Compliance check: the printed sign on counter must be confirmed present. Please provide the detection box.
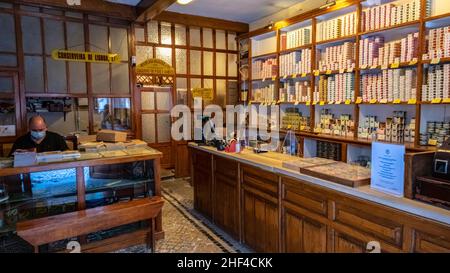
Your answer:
[371,142,405,197]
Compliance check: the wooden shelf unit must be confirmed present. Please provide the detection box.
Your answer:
[240,0,450,150]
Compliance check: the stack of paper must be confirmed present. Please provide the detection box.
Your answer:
[13,152,37,167]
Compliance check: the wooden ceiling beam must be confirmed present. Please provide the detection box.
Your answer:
[8,0,136,20]
[136,0,177,22]
[154,11,249,33]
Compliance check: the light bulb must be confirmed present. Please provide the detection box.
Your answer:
[177,0,193,5]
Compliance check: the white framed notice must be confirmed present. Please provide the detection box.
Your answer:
[371,142,405,197]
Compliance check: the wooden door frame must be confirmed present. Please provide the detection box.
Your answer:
[0,71,22,144]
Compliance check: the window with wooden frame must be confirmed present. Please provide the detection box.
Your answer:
[134,21,239,109]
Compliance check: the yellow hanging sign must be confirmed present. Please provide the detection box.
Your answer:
[51,49,121,64]
[136,58,175,75]
[192,88,213,101]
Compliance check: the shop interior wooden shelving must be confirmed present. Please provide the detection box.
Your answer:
[239,0,450,154]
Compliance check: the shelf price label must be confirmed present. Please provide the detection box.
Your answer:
[301,73,307,77]
[391,63,400,69]
[381,64,389,70]
[370,65,378,69]
[393,99,401,104]
[428,139,438,146]
[305,101,311,106]
[326,70,332,75]
[431,58,441,65]
[345,99,351,105]
[443,98,450,103]
[380,99,388,104]
[347,68,354,73]
[335,101,342,105]
[339,69,345,74]
[409,58,418,65]
[312,101,317,105]
[432,98,442,104]
[408,98,417,104]
[328,101,334,105]
[283,75,288,79]
[294,101,300,105]
[355,97,363,104]
[292,73,297,78]
[272,76,276,81]
[314,70,320,76]
[370,98,377,104]
[360,64,368,70]
[319,101,325,106]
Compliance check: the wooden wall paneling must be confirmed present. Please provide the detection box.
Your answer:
[84,14,94,134]
[13,4,27,136]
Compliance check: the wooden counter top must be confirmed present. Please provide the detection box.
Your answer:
[188,143,450,226]
[0,148,163,177]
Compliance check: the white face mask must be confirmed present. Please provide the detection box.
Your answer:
[31,130,46,140]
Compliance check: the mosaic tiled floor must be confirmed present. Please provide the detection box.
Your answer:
[0,170,251,253]
[116,176,251,253]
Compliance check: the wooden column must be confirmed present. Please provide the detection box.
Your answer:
[76,166,86,210]
[153,157,162,233]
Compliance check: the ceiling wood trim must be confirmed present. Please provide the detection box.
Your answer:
[154,11,249,33]
[136,0,177,22]
[8,0,136,20]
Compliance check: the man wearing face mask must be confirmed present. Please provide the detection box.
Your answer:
[9,115,69,156]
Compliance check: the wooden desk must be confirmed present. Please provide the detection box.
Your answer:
[0,147,164,250]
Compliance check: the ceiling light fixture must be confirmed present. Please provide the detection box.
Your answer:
[320,0,336,9]
[177,0,193,5]
[266,21,275,30]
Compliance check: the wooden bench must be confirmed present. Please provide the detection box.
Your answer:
[16,196,164,253]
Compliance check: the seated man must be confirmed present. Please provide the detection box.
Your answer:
[9,115,68,156]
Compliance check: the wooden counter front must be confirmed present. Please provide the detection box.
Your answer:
[189,144,450,253]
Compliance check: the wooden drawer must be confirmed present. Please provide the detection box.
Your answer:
[241,165,278,197]
[412,229,450,253]
[214,156,238,179]
[282,177,328,217]
[333,201,403,248]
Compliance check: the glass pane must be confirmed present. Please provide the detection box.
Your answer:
[203,51,213,76]
[110,27,129,61]
[227,80,238,105]
[88,15,107,22]
[65,11,83,18]
[147,21,158,43]
[91,63,110,93]
[44,19,64,55]
[190,50,201,75]
[135,27,145,42]
[136,46,153,65]
[0,76,13,93]
[203,79,213,105]
[43,8,63,16]
[191,78,201,104]
[22,16,42,54]
[0,54,17,67]
[66,22,85,51]
[190,27,201,47]
[142,113,155,143]
[111,98,131,131]
[156,92,171,111]
[203,28,213,48]
[176,77,187,105]
[175,24,186,46]
[111,63,130,94]
[75,98,89,133]
[21,5,39,12]
[141,92,155,111]
[93,98,131,132]
[228,32,237,50]
[0,2,13,8]
[24,56,44,93]
[157,113,171,143]
[216,52,226,76]
[216,29,226,50]
[228,54,238,77]
[69,62,86,94]
[0,99,16,136]
[46,57,67,93]
[161,22,172,45]
[175,48,187,74]
[89,24,108,53]
[156,47,172,66]
[216,79,226,107]
[0,13,16,52]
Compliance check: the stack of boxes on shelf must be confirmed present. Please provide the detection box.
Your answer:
[361,0,421,32]
[316,12,356,42]
[280,49,311,76]
[252,57,277,79]
[316,141,342,161]
[361,68,417,102]
[280,26,311,50]
[423,26,450,60]
[421,121,450,147]
[252,84,276,102]
[314,73,355,102]
[279,81,310,103]
[422,64,450,101]
[358,111,415,143]
[281,107,310,131]
[314,109,355,137]
[317,42,356,71]
[359,33,419,68]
